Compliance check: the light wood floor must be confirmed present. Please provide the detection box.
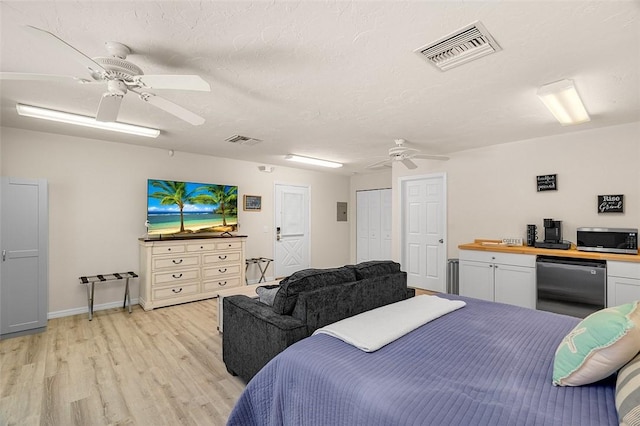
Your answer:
[0,299,245,426]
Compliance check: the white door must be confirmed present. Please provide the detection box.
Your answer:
[401,174,447,292]
[1,177,48,337]
[274,184,310,278]
[357,189,392,263]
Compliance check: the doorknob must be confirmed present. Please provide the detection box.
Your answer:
[276,227,281,241]
[439,239,444,243]
[2,250,5,261]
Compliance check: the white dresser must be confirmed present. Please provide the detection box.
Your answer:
[138,236,247,310]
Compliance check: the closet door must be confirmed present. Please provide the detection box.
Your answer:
[1,177,49,338]
[356,189,391,263]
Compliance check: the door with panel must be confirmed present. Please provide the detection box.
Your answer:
[1,177,48,338]
[274,184,310,278]
[401,174,446,292]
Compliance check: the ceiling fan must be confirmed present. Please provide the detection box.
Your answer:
[366,139,449,170]
[0,25,211,125]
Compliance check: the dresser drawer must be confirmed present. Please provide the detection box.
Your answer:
[153,283,199,300]
[203,264,241,279]
[202,251,241,265]
[153,268,200,285]
[216,241,242,251]
[203,276,242,292]
[186,242,216,252]
[152,244,185,255]
[153,255,200,270]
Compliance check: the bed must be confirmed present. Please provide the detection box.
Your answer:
[227,295,620,426]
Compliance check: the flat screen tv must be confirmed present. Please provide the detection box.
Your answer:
[146,179,238,236]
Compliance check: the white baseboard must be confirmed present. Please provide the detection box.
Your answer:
[48,298,140,319]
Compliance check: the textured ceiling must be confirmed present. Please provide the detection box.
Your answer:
[1,1,639,175]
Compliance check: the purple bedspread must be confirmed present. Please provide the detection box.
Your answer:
[227,295,618,426]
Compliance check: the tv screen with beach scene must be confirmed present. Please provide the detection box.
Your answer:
[146,179,238,236]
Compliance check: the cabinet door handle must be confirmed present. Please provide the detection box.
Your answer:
[218,268,227,273]
[172,288,183,293]
[218,281,227,286]
[172,273,183,279]
[172,259,183,264]
[219,255,227,260]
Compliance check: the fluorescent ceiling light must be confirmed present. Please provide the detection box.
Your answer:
[537,79,590,126]
[285,154,343,168]
[16,104,160,138]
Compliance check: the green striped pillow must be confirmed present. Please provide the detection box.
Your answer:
[617,352,640,426]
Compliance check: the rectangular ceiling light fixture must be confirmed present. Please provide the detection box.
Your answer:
[284,154,343,168]
[537,79,590,126]
[16,104,160,138]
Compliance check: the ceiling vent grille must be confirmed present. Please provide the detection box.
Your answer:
[414,21,501,71]
[225,134,262,146]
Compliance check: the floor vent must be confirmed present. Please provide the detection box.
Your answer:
[225,135,262,146]
[414,21,501,71]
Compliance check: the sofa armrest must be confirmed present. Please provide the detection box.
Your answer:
[222,295,308,383]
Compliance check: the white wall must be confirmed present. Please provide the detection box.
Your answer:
[0,127,351,316]
[392,122,640,260]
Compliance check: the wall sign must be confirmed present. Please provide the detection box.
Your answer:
[537,174,557,192]
[598,194,624,213]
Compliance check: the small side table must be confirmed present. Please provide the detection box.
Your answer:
[79,271,138,321]
[245,257,273,283]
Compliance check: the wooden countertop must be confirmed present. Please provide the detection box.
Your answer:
[459,239,640,263]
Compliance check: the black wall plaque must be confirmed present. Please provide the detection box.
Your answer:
[537,174,557,192]
[598,194,624,213]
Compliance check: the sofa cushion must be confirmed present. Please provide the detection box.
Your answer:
[256,285,279,306]
[272,267,357,315]
[347,260,401,280]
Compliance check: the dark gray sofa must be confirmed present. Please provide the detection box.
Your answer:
[222,261,413,383]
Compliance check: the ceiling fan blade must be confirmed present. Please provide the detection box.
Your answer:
[0,72,90,83]
[135,75,211,91]
[23,25,107,78]
[401,158,418,169]
[413,153,450,161]
[136,92,205,125]
[96,93,123,122]
[365,159,393,169]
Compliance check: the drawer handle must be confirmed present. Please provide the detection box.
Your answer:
[218,281,227,287]
[219,255,227,260]
[218,268,227,273]
[200,246,204,249]
[167,248,172,251]
[172,273,183,279]
[172,259,183,264]
[228,244,232,247]
[172,288,183,294]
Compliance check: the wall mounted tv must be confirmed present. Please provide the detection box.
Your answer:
[146,179,238,236]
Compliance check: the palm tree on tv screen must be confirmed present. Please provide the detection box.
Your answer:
[194,185,238,227]
[148,180,199,233]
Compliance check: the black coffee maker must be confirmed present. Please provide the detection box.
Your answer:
[543,218,562,243]
[535,218,570,249]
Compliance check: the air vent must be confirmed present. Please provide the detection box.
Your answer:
[225,135,262,146]
[414,21,501,71]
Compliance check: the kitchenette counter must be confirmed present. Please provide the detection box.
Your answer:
[459,239,640,263]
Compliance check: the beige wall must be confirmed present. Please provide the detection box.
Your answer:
[0,127,351,316]
[392,122,640,259]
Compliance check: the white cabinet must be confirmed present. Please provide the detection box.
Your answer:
[607,261,640,307]
[459,250,536,309]
[139,237,246,310]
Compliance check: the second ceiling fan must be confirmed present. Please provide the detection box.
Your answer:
[366,139,449,170]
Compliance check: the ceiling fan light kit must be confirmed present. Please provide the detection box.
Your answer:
[16,104,160,138]
[537,79,590,125]
[284,154,343,168]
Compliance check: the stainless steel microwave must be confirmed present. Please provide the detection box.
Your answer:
[576,227,638,255]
